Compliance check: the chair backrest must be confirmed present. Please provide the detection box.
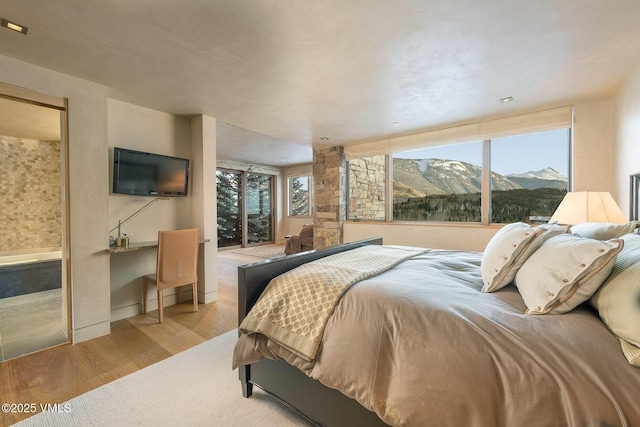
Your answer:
[299,224,313,239]
[155,228,200,290]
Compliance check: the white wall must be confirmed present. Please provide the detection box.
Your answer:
[573,99,615,192]
[190,115,218,305]
[107,100,191,319]
[346,100,619,251]
[614,64,640,216]
[108,99,193,241]
[0,55,111,342]
[107,108,221,321]
[345,222,500,252]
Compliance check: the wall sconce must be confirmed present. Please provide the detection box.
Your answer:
[109,197,170,246]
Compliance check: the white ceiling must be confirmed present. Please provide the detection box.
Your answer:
[1,0,639,166]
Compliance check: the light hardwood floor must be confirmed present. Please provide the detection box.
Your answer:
[0,249,259,427]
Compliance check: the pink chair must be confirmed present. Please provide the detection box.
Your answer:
[142,228,199,323]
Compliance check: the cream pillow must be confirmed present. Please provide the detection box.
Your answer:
[514,234,623,314]
[590,233,640,367]
[570,221,638,240]
[539,223,571,241]
[481,222,546,293]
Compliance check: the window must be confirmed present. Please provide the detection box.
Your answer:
[246,173,273,244]
[490,129,569,224]
[347,128,571,225]
[288,175,312,216]
[393,141,482,222]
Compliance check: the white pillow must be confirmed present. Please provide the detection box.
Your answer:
[514,234,623,315]
[539,223,571,241]
[590,233,640,366]
[481,222,546,293]
[570,221,638,240]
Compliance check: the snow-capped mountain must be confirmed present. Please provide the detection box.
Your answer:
[506,167,568,190]
[393,159,567,198]
[507,167,567,181]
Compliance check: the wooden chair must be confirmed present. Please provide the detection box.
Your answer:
[142,228,199,323]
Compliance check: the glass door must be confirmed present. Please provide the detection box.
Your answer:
[216,170,242,248]
[216,169,274,247]
[246,173,273,244]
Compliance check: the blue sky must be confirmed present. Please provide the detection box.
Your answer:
[394,128,570,177]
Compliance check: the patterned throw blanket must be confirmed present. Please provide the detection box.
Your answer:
[239,245,429,361]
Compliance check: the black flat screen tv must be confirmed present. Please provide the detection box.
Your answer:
[112,147,190,197]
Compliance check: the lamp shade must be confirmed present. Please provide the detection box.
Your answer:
[549,191,627,225]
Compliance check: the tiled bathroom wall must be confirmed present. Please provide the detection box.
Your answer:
[0,135,62,252]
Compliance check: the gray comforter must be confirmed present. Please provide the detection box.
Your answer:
[233,249,640,426]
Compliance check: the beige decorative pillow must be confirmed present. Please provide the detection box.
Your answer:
[514,234,623,315]
[481,222,546,293]
[570,221,638,240]
[590,233,640,367]
[539,223,571,241]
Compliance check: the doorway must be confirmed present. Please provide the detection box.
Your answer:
[0,86,69,360]
[217,168,274,248]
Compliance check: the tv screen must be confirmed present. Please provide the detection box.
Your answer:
[112,147,190,197]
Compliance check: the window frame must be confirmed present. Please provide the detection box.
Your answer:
[287,174,313,217]
[347,127,572,225]
[216,167,276,247]
[630,173,640,221]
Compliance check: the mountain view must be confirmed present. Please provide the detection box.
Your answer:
[393,158,568,223]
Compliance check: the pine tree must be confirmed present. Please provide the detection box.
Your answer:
[216,171,242,246]
[290,177,309,216]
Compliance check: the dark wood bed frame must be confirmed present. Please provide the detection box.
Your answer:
[237,237,390,427]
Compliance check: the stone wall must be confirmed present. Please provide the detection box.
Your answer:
[312,146,346,249]
[348,155,386,220]
[0,135,61,252]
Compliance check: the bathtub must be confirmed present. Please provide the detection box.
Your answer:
[0,248,62,266]
[0,248,62,298]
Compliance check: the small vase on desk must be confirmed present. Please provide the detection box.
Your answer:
[116,235,129,248]
[115,220,129,248]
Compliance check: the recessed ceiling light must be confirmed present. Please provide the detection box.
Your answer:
[392,122,400,126]
[499,96,513,103]
[1,18,28,35]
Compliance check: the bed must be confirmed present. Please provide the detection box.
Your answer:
[232,225,640,427]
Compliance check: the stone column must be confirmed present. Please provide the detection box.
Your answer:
[313,146,346,249]
[347,155,386,220]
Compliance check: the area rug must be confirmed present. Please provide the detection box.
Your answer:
[230,244,286,260]
[14,331,314,427]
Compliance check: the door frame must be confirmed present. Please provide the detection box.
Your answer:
[0,82,71,341]
[216,167,275,248]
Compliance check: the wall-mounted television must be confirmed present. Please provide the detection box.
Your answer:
[112,147,190,197]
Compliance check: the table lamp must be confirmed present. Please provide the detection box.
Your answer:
[549,191,626,225]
